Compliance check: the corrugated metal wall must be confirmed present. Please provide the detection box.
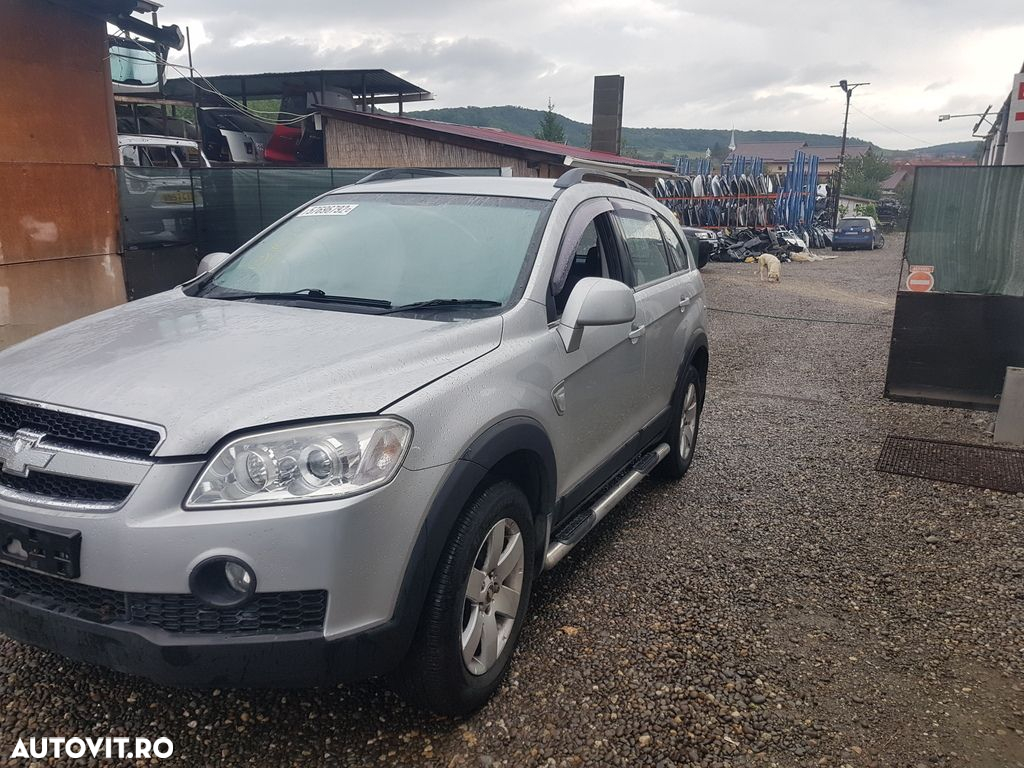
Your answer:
[0,0,124,349]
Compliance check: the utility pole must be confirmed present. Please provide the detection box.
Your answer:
[830,79,869,226]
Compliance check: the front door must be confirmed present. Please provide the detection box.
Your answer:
[546,207,645,515]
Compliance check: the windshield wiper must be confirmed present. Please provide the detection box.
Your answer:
[208,288,392,309]
[382,298,503,315]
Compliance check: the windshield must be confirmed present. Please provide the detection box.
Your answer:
[109,41,159,87]
[197,193,550,310]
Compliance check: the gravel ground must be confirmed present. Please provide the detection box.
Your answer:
[1,234,1022,767]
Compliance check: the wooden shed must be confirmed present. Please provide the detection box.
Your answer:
[320,108,674,188]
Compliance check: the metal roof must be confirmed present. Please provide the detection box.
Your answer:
[164,69,432,102]
[319,109,675,171]
[880,168,909,190]
[729,140,870,163]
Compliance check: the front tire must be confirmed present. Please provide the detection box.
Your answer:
[656,364,704,480]
[393,480,535,715]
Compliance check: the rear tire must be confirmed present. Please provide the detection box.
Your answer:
[392,480,535,715]
[656,364,704,480]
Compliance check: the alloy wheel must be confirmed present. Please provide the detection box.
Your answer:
[681,382,698,460]
[462,518,525,675]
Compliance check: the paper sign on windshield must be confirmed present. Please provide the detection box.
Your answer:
[299,204,359,217]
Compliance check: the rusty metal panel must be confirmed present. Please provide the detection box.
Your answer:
[0,255,126,349]
[0,0,116,165]
[0,164,120,265]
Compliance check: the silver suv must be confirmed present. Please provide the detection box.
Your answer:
[0,170,708,714]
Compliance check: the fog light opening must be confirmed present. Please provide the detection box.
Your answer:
[189,556,257,608]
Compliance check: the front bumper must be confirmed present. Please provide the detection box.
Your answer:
[0,592,402,687]
[833,235,873,249]
[0,461,454,686]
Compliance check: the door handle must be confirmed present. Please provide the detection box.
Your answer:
[678,296,692,312]
[628,324,646,343]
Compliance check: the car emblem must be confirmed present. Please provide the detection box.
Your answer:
[0,429,56,478]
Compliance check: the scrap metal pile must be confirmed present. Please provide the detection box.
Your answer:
[657,151,838,262]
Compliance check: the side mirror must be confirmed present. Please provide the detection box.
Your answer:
[197,251,231,277]
[557,277,636,353]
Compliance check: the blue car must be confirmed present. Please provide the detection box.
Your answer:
[832,216,885,251]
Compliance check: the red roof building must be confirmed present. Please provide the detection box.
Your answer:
[728,140,871,174]
[319,108,674,188]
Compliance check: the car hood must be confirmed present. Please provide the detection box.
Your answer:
[0,291,503,456]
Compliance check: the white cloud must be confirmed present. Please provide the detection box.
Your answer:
[163,0,1024,149]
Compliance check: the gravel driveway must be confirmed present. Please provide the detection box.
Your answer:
[1,234,1021,767]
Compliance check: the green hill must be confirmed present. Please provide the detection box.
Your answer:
[885,140,981,159]
[403,105,873,161]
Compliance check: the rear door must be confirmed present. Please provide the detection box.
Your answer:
[611,203,702,429]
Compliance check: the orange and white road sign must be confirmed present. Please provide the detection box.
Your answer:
[906,265,935,292]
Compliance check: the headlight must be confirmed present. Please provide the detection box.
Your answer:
[185,418,412,509]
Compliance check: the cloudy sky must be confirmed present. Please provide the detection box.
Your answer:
[165,0,1024,150]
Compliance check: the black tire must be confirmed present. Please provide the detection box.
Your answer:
[392,480,535,715]
[656,364,704,480]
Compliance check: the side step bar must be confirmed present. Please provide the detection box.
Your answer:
[543,443,670,571]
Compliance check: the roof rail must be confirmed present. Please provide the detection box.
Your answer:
[354,168,457,185]
[553,168,654,198]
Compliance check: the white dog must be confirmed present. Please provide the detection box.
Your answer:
[756,253,781,283]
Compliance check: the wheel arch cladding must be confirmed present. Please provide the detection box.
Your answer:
[461,416,557,575]
[390,417,557,663]
[690,340,709,381]
[682,332,709,386]
[460,417,557,514]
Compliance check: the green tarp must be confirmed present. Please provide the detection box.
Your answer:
[904,165,1024,297]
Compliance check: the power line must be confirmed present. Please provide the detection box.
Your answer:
[849,104,931,146]
[107,40,309,126]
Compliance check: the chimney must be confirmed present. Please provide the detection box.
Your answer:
[591,75,624,155]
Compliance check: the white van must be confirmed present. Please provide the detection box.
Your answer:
[117,134,210,169]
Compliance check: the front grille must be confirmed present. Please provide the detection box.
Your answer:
[0,471,132,505]
[0,561,124,623]
[129,592,328,634]
[0,399,161,456]
[0,563,327,635]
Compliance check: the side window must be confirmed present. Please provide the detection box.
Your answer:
[657,218,690,272]
[615,211,672,287]
[551,214,623,317]
[140,146,174,168]
[120,146,140,167]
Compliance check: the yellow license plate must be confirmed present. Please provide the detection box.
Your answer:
[159,190,193,204]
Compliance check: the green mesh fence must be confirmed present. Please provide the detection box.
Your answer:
[903,165,1024,297]
[192,167,502,254]
[118,166,504,254]
[118,167,197,249]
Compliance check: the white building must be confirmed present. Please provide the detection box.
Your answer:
[980,63,1024,166]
